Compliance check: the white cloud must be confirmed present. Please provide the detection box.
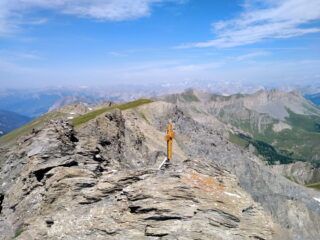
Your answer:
[234,51,270,61]
[170,62,224,71]
[117,60,224,73]
[0,0,177,36]
[108,51,127,57]
[0,50,41,60]
[179,0,320,48]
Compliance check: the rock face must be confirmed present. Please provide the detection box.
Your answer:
[48,96,106,113]
[160,89,320,121]
[243,89,320,119]
[270,162,320,185]
[0,99,319,240]
[57,101,115,120]
[150,99,320,240]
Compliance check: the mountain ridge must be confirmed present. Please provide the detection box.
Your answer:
[159,89,320,167]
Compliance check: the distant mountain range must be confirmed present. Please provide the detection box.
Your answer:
[1,85,320,117]
[1,85,320,136]
[0,88,106,118]
[159,89,320,167]
[0,110,31,136]
[0,86,169,118]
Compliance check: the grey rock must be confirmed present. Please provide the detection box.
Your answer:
[270,162,320,185]
[148,100,320,240]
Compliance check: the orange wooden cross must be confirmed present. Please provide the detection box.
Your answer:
[165,124,175,160]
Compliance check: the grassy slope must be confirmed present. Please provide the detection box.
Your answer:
[267,129,320,162]
[228,132,249,148]
[71,99,153,127]
[229,133,295,164]
[305,182,320,190]
[226,108,320,165]
[285,109,320,132]
[0,111,66,145]
[257,111,320,164]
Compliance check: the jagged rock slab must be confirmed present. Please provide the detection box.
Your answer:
[142,101,320,240]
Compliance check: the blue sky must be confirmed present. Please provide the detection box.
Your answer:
[0,0,320,89]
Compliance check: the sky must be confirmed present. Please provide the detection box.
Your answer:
[0,0,320,89]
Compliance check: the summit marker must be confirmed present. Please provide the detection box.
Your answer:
[158,123,175,170]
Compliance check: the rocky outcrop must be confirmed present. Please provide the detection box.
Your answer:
[270,162,320,185]
[0,108,283,240]
[57,101,115,120]
[48,96,105,113]
[145,101,320,240]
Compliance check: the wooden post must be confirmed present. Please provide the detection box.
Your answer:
[165,124,175,160]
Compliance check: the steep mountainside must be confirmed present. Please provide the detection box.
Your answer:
[159,89,320,168]
[0,110,31,136]
[270,162,320,185]
[0,99,320,239]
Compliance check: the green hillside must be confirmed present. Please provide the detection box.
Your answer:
[285,109,320,132]
[227,110,320,166]
[71,99,153,127]
[306,182,320,190]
